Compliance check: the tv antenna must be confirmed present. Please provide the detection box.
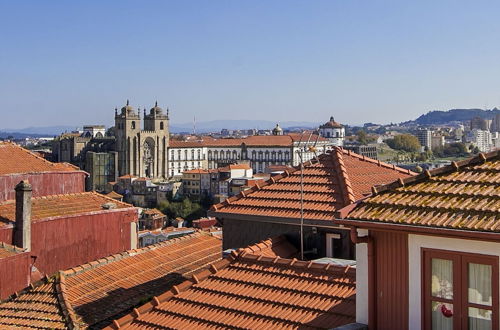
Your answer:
[295,129,322,260]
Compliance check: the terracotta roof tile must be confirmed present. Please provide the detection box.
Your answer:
[242,236,299,259]
[342,150,500,233]
[110,250,356,330]
[211,148,414,221]
[0,142,80,176]
[0,231,222,328]
[105,191,123,199]
[0,192,132,227]
[0,279,69,329]
[62,231,221,327]
[170,134,328,148]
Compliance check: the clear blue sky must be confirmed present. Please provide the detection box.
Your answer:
[1,1,500,128]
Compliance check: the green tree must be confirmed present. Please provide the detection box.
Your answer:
[386,134,421,153]
[357,130,368,145]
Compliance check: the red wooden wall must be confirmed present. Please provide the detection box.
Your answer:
[0,208,137,277]
[0,252,30,300]
[372,230,409,330]
[0,172,86,202]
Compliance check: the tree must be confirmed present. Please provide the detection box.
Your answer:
[385,134,421,153]
[356,130,368,145]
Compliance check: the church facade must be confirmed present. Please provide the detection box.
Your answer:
[115,101,170,178]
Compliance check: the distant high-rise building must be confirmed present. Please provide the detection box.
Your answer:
[415,129,432,151]
[470,116,488,131]
[491,113,500,132]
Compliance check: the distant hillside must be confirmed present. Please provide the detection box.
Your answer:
[170,120,320,133]
[0,126,77,136]
[412,108,500,125]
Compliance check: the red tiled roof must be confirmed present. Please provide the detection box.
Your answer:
[228,163,251,170]
[340,150,500,233]
[192,217,218,229]
[170,134,329,149]
[109,249,356,329]
[0,242,24,258]
[142,208,165,217]
[118,174,137,179]
[62,231,221,327]
[0,142,81,176]
[242,236,299,259]
[0,231,222,328]
[0,278,75,329]
[211,148,414,221]
[0,192,132,227]
[183,168,209,174]
[105,191,123,199]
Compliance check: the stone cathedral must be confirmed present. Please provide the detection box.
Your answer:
[115,100,170,178]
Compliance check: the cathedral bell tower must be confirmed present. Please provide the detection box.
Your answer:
[115,100,140,176]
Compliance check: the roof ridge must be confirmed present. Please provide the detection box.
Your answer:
[237,250,356,276]
[332,147,356,205]
[62,231,204,277]
[56,273,84,329]
[371,150,500,196]
[342,147,414,176]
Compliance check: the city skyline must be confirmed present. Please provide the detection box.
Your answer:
[2,1,500,128]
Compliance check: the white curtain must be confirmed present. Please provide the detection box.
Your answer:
[431,258,454,330]
[468,263,492,330]
[432,258,453,299]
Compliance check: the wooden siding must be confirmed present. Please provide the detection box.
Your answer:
[0,209,136,277]
[373,230,409,329]
[0,252,30,300]
[0,172,86,202]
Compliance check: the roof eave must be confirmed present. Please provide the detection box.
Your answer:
[334,218,500,243]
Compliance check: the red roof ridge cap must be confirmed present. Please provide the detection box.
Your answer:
[332,147,356,205]
[55,272,84,328]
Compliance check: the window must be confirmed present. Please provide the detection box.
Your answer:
[423,249,498,330]
[160,122,164,130]
[131,121,136,129]
[171,150,174,160]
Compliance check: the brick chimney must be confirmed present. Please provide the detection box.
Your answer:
[14,180,32,251]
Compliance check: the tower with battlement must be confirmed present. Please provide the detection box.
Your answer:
[115,100,170,178]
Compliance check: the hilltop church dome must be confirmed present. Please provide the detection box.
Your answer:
[320,116,342,129]
[272,123,284,136]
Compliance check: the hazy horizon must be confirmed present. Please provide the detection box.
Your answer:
[2,1,500,128]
